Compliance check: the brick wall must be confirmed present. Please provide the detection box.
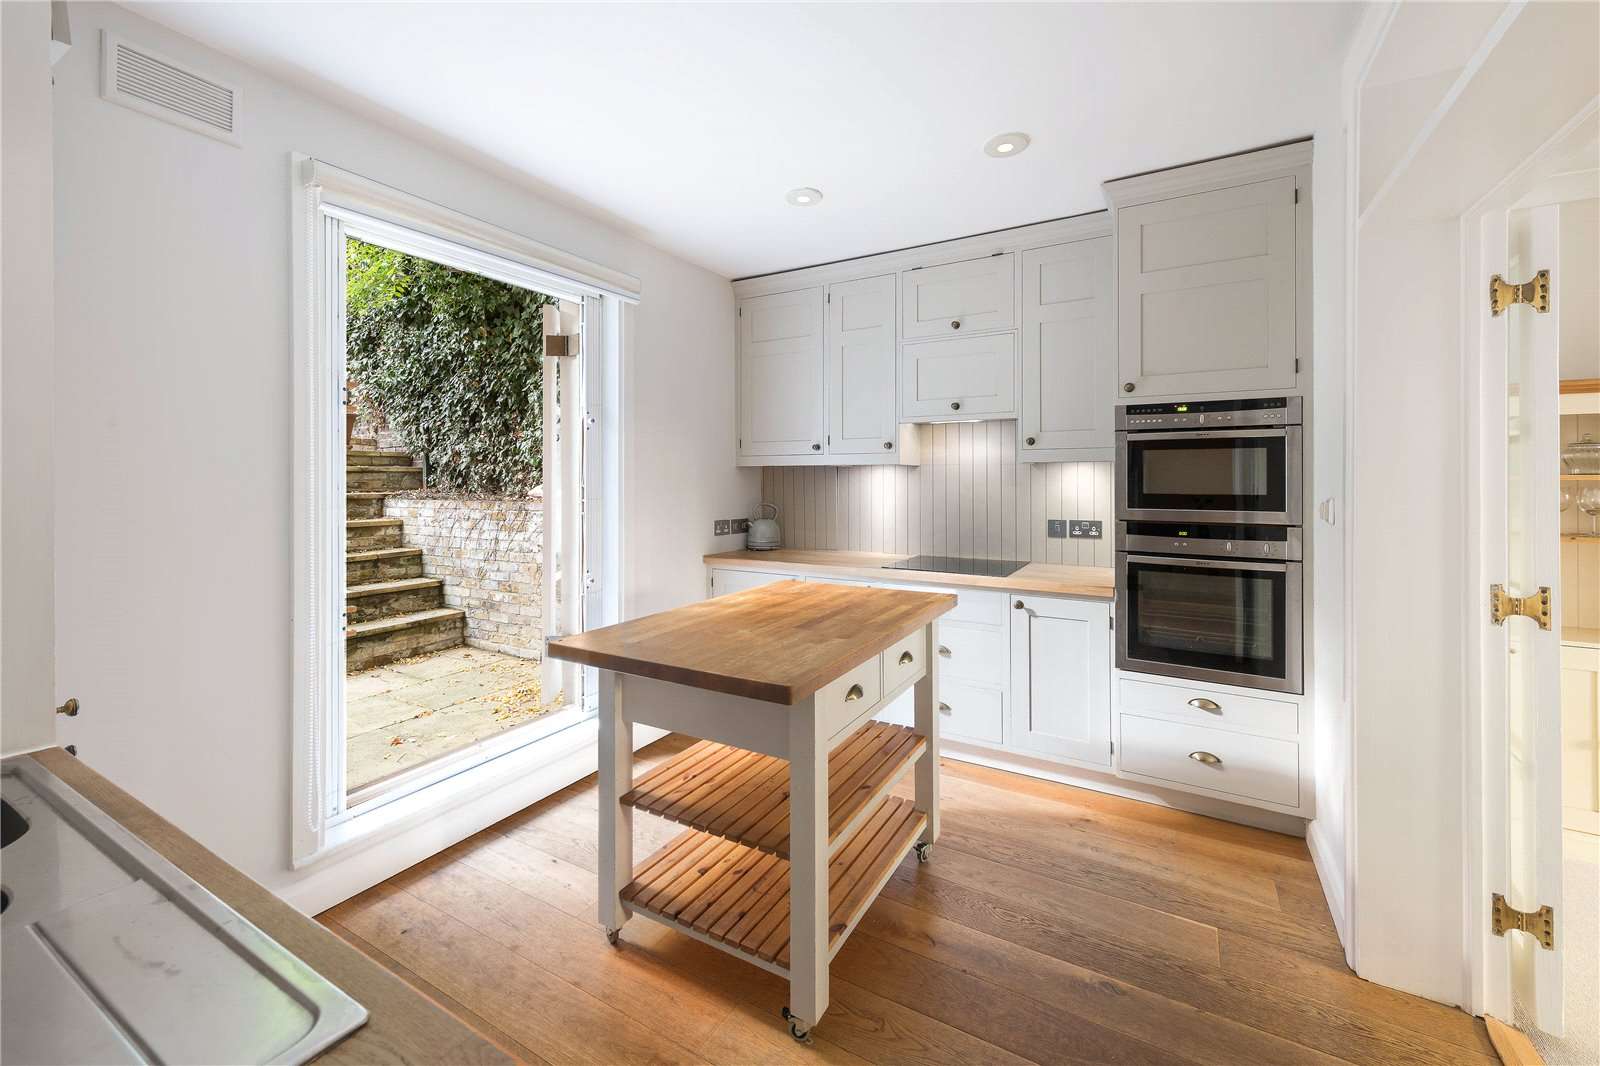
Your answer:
[384,495,544,658]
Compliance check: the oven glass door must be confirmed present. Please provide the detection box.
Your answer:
[1118,554,1302,693]
[1121,428,1297,521]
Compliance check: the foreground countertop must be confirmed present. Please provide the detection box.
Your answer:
[25,748,514,1066]
[705,548,1116,601]
[547,579,955,704]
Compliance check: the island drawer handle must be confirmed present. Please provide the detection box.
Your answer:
[1188,751,1222,766]
[1187,698,1221,713]
[845,684,865,702]
[898,651,915,666]
[938,645,952,657]
[938,702,952,714]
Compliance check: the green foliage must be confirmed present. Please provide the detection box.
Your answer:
[345,237,552,496]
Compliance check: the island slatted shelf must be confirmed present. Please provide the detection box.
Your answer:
[546,580,954,1042]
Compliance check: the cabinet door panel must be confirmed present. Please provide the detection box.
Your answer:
[902,253,1015,339]
[1116,177,1296,398]
[900,333,1017,421]
[827,274,898,455]
[1010,596,1111,765]
[1021,238,1113,458]
[738,288,824,457]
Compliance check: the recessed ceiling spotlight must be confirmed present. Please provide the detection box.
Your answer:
[984,132,1031,158]
[786,187,823,207]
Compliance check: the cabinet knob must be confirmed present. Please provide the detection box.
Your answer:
[1014,599,1025,610]
[950,401,962,411]
[811,443,822,451]
[950,319,961,330]
[845,684,865,702]
[898,650,914,666]
[1187,697,1221,713]
[56,697,80,717]
[883,441,893,450]
[938,702,952,714]
[1025,436,1036,446]
[938,645,951,657]
[1188,751,1222,766]
[1123,382,1136,393]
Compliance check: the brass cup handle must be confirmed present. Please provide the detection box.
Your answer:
[898,651,914,666]
[938,702,952,714]
[938,645,952,657]
[1188,751,1222,766]
[1187,698,1221,713]
[845,684,865,702]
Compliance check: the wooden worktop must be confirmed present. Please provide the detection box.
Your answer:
[24,748,514,1066]
[704,548,1116,600]
[546,579,955,704]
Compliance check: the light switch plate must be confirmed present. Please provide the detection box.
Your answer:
[732,518,750,534]
[1047,519,1069,538]
[1069,520,1103,539]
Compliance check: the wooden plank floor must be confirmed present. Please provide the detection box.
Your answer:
[320,734,1495,1066]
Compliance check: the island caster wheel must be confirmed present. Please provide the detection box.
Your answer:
[605,928,621,946]
[781,1007,813,1044]
[914,841,932,864]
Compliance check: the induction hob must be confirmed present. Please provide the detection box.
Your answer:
[880,555,1028,578]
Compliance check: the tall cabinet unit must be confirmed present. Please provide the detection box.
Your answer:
[826,274,901,456]
[1104,142,1310,400]
[1018,237,1115,461]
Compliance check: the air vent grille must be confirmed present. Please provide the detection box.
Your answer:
[101,32,240,145]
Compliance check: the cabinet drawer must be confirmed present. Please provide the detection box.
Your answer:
[883,629,927,695]
[939,682,1003,745]
[900,333,1017,421]
[878,583,1008,628]
[819,656,883,740]
[1118,715,1299,808]
[1118,678,1298,737]
[935,622,1007,686]
[902,253,1015,340]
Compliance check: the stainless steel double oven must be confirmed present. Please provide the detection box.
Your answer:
[1114,397,1303,694]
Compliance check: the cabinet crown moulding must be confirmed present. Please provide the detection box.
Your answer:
[1102,140,1314,210]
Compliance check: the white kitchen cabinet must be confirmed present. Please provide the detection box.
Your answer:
[900,332,1017,422]
[1009,594,1112,766]
[738,287,825,458]
[1112,176,1298,399]
[901,252,1015,340]
[708,568,791,597]
[1019,237,1114,461]
[826,274,901,457]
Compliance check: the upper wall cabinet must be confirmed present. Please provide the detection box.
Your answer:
[901,332,1018,422]
[827,274,902,456]
[901,252,1016,340]
[1019,237,1114,461]
[1105,142,1310,401]
[738,287,825,458]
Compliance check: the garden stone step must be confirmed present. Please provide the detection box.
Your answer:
[346,449,416,468]
[348,465,423,492]
[349,435,377,449]
[346,576,446,623]
[346,517,404,551]
[346,492,387,519]
[346,608,466,672]
[347,546,423,585]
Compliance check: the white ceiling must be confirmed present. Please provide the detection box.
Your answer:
[136,2,1362,279]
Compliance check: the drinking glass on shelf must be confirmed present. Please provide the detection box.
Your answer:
[1580,485,1600,535]
[1561,485,1574,512]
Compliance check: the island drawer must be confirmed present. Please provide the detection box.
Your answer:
[1117,678,1298,737]
[1117,714,1299,808]
[882,629,927,695]
[819,656,883,740]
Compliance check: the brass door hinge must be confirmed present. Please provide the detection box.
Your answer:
[1492,893,1555,950]
[1490,584,1551,629]
[1489,270,1550,316]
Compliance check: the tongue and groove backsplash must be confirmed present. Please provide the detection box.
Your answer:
[759,422,1115,568]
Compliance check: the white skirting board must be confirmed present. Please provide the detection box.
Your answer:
[1306,817,1352,962]
[939,739,1309,837]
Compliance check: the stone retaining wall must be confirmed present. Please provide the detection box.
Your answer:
[384,495,543,658]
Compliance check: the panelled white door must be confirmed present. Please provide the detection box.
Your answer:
[1020,237,1114,459]
[738,288,825,457]
[1009,594,1111,765]
[826,274,898,456]
[901,252,1016,340]
[1116,177,1297,398]
[900,333,1017,422]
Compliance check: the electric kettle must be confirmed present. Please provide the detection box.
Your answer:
[746,503,782,551]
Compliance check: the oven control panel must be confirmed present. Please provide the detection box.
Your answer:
[1116,395,1301,431]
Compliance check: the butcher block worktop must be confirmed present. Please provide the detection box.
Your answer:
[547,579,956,704]
[705,548,1115,600]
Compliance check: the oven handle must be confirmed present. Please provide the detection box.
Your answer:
[1121,553,1298,574]
[1120,428,1293,443]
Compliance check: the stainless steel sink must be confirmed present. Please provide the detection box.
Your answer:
[0,755,367,1064]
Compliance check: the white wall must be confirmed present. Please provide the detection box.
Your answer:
[1,0,58,756]
[51,2,754,902]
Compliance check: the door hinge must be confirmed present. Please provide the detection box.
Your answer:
[1109,740,1115,756]
[1294,187,1299,204]
[1489,584,1551,630]
[1294,357,1300,374]
[1492,893,1555,950]
[1489,271,1550,316]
